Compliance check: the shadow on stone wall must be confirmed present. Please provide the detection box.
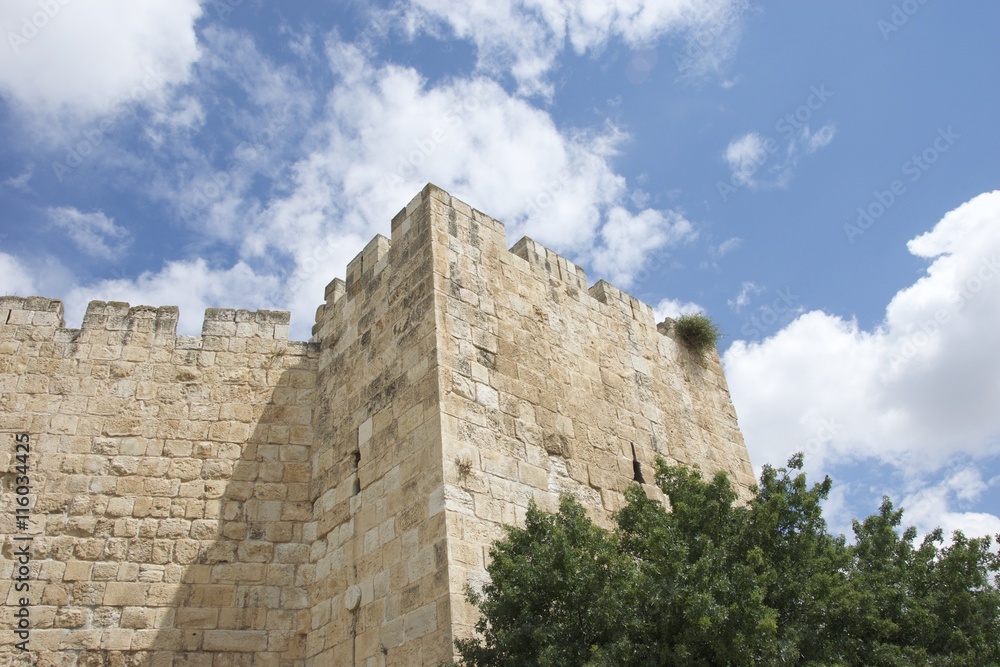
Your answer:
[89,360,317,667]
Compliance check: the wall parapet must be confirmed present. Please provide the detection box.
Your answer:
[0,295,64,327]
[510,236,589,292]
[1,298,302,355]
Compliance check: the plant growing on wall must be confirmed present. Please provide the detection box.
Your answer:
[673,313,722,354]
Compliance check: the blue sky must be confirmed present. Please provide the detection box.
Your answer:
[1,0,998,541]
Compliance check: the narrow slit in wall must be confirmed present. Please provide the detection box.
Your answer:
[631,443,645,484]
[353,450,361,496]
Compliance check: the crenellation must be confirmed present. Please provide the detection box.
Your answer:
[0,184,751,666]
[588,278,625,309]
[346,234,392,297]
[509,236,588,292]
[0,295,65,329]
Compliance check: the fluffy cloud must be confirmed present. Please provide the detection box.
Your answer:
[899,467,1000,540]
[653,297,703,321]
[48,207,131,259]
[728,280,762,312]
[723,122,837,191]
[590,207,696,285]
[715,236,743,257]
[0,0,203,117]
[724,132,769,186]
[398,0,747,94]
[234,40,693,331]
[0,253,38,296]
[142,27,318,245]
[8,33,687,339]
[724,191,1000,536]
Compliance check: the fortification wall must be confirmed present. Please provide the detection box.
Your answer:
[421,187,754,641]
[305,189,454,665]
[0,184,753,667]
[0,297,318,666]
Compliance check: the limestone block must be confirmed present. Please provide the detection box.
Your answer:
[103,583,149,606]
[403,602,438,641]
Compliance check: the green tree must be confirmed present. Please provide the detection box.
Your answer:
[453,456,1000,667]
[454,495,642,666]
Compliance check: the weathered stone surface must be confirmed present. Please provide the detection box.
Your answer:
[0,184,752,666]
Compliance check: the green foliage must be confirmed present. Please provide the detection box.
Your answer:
[453,455,1000,667]
[672,314,722,355]
[454,495,641,666]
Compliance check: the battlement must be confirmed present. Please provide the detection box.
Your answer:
[80,300,180,336]
[509,236,589,291]
[6,185,664,357]
[312,183,661,342]
[0,295,64,327]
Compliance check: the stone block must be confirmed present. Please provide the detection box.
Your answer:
[103,582,149,606]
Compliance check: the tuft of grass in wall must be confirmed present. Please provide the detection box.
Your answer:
[673,314,721,355]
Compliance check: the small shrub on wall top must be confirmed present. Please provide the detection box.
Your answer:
[674,314,721,354]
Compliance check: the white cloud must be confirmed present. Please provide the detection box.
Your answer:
[728,280,762,311]
[653,297,703,322]
[151,95,205,134]
[803,122,836,153]
[724,132,769,187]
[716,236,743,257]
[899,468,1000,543]
[3,166,33,192]
[233,40,692,327]
[134,28,318,245]
[723,122,837,190]
[14,35,688,340]
[48,207,131,260]
[397,0,747,95]
[724,191,1000,520]
[0,0,203,117]
[591,207,696,285]
[0,253,38,296]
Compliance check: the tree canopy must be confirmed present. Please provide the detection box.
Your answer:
[453,455,1000,667]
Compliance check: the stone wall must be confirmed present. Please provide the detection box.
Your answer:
[0,298,317,666]
[423,187,754,642]
[0,184,753,666]
[306,192,454,664]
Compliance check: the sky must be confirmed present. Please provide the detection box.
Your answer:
[1,1,998,543]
